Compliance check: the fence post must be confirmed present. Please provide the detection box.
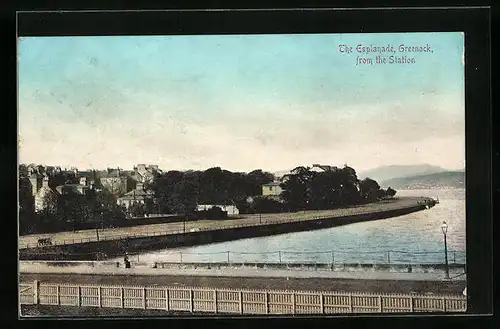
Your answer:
[165,289,169,311]
[227,251,230,263]
[378,295,382,313]
[453,251,456,264]
[56,285,60,305]
[189,289,193,313]
[120,287,124,308]
[278,251,282,263]
[239,291,243,314]
[180,252,183,263]
[291,293,296,314]
[348,293,353,313]
[78,286,81,307]
[387,251,391,263]
[442,297,446,312]
[320,293,324,314]
[410,296,414,312]
[143,287,147,309]
[98,286,102,307]
[213,290,217,314]
[265,292,269,314]
[331,252,335,267]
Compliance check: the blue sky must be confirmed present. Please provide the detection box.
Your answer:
[18,32,464,173]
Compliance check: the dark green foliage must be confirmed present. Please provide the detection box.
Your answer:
[252,196,285,214]
[280,166,390,211]
[359,177,381,203]
[128,202,146,217]
[386,187,397,197]
[150,167,275,216]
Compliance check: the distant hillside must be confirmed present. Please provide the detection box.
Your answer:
[380,171,465,189]
[359,164,447,182]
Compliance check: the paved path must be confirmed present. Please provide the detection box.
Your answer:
[20,261,466,282]
[20,271,465,295]
[20,197,430,248]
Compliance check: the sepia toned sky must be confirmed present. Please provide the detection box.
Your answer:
[18,33,465,173]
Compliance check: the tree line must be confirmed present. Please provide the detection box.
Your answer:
[279,165,396,212]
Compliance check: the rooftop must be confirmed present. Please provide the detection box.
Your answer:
[263,182,282,187]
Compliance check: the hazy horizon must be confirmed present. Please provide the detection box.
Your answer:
[18,33,465,173]
[17,161,464,175]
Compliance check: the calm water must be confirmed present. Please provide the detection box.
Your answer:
[127,189,466,265]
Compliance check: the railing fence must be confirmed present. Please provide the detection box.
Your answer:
[165,250,466,265]
[20,280,466,315]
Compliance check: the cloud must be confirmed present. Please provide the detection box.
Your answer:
[18,90,464,173]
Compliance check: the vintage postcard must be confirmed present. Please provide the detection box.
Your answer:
[18,28,467,317]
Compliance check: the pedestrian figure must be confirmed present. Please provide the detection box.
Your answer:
[124,254,131,268]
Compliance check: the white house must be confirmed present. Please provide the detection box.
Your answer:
[197,204,239,215]
[261,181,283,197]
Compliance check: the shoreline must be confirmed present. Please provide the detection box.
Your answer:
[19,197,436,261]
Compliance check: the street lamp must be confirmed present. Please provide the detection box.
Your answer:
[441,221,450,279]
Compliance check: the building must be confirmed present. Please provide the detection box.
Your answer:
[33,176,59,213]
[99,168,130,196]
[197,204,240,215]
[311,164,334,172]
[261,181,283,197]
[116,183,155,209]
[131,164,161,184]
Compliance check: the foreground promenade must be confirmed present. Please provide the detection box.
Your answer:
[19,271,467,317]
[19,261,466,294]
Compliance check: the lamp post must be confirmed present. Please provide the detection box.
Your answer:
[441,221,450,279]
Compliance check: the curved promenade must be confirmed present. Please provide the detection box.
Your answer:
[19,197,436,260]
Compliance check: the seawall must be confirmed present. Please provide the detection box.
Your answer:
[19,202,430,261]
[19,260,466,277]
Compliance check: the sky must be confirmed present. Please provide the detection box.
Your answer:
[18,32,465,173]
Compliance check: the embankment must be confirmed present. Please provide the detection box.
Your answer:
[19,201,429,261]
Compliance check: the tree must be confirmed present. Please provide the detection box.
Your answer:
[58,195,95,229]
[247,169,274,196]
[359,178,382,202]
[151,170,185,213]
[386,187,397,197]
[167,174,200,216]
[18,176,36,234]
[280,166,313,211]
[129,202,146,217]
